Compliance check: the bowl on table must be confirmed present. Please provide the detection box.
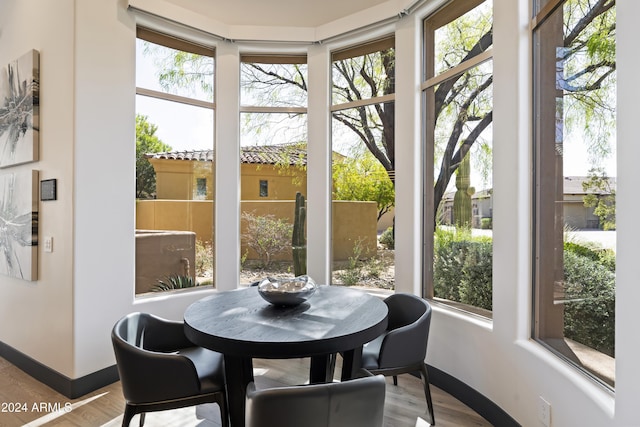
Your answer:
[257,275,317,307]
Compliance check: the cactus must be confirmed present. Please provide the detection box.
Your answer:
[453,151,474,228]
[292,192,307,276]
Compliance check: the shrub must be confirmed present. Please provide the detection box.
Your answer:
[433,228,492,311]
[564,241,615,272]
[379,227,394,249]
[457,241,492,309]
[433,229,615,355]
[241,212,293,268]
[195,239,213,277]
[563,250,615,356]
[480,217,492,229]
[337,238,365,286]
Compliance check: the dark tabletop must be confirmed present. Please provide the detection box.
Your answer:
[184,285,388,359]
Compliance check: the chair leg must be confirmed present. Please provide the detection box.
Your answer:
[122,405,136,427]
[217,393,230,427]
[328,353,337,381]
[139,412,146,427]
[393,375,398,386]
[419,363,435,425]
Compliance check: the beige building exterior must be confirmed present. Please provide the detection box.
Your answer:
[147,145,308,201]
[140,145,378,262]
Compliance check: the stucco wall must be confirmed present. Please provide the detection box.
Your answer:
[136,199,378,261]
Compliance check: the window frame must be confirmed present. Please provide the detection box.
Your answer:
[134,27,216,296]
[531,0,617,390]
[421,0,494,318]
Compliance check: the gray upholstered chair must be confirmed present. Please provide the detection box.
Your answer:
[111,312,229,427]
[361,293,435,425]
[245,373,386,427]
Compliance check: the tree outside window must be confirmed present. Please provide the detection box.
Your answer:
[533,0,616,388]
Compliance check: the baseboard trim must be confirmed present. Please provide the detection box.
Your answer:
[1,340,519,424]
[0,341,119,399]
[427,364,520,427]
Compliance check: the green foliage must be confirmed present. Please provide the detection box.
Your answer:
[562,250,615,356]
[379,227,395,250]
[337,238,366,286]
[560,0,616,179]
[565,240,616,277]
[582,168,616,230]
[241,212,293,268]
[480,218,492,229]
[433,228,492,310]
[136,114,171,198]
[433,230,615,355]
[292,192,307,276]
[332,149,395,221]
[143,41,214,101]
[152,274,198,292]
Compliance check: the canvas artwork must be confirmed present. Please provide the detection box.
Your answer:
[0,170,38,281]
[0,50,40,168]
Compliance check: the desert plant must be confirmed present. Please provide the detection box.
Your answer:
[453,152,474,228]
[337,237,366,286]
[195,239,213,277]
[241,212,293,268]
[292,192,307,276]
[379,226,394,250]
[152,274,198,292]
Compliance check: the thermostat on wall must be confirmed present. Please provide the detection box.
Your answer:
[40,179,57,201]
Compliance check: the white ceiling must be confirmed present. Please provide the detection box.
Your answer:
[164,0,392,28]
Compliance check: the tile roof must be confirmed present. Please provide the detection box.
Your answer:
[563,176,616,195]
[146,144,307,166]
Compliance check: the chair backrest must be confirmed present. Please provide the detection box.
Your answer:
[245,375,386,427]
[378,293,432,368]
[112,312,192,352]
[111,312,201,403]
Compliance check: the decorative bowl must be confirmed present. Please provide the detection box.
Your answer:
[257,275,317,307]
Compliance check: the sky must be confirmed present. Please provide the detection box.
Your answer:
[136,41,617,180]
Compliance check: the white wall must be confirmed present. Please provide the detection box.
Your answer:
[2,0,639,426]
[0,0,76,377]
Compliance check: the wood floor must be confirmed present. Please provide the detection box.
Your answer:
[0,356,491,427]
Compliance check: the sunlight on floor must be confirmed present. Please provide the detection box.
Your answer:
[415,416,432,427]
[22,392,109,427]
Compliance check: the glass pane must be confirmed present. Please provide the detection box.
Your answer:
[135,36,215,296]
[136,38,214,102]
[241,62,307,108]
[331,103,395,289]
[433,1,492,77]
[136,95,214,151]
[239,114,307,284]
[332,47,395,105]
[534,0,616,388]
[431,61,493,314]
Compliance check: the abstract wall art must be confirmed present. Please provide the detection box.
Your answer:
[0,50,40,168]
[0,170,38,281]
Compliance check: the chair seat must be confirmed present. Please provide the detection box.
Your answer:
[178,347,225,394]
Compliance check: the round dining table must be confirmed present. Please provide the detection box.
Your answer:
[184,285,388,427]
